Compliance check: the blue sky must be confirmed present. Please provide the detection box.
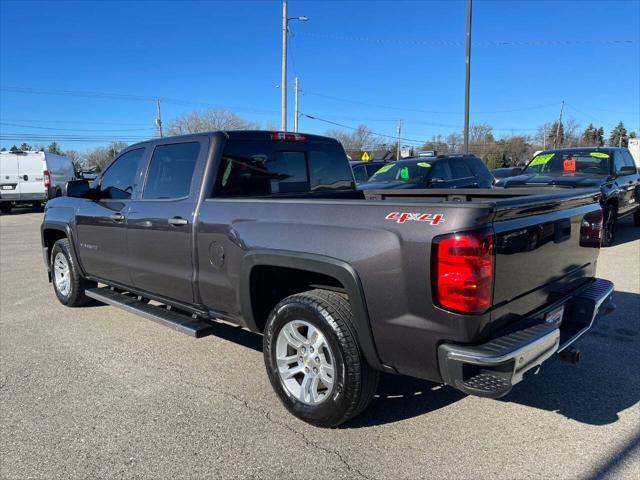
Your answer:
[1,0,639,151]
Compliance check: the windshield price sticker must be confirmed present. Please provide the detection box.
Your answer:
[386,212,445,225]
[530,153,554,167]
[563,157,576,172]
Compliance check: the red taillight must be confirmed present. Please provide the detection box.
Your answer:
[432,229,494,314]
[270,132,306,142]
[43,170,51,188]
[580,209,603,248]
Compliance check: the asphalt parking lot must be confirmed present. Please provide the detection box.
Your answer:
[1,209,639,479]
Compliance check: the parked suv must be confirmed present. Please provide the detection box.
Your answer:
[498,147,640,246]
[359,155,494,190]
[349,160,389,184]
[42,131,614,427]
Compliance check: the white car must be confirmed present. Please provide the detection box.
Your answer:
[0,151,76,214]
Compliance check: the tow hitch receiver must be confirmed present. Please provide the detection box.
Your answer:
[559,346,581,364]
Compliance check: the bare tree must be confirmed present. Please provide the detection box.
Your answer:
[166,108,259,135]
[325,125,381,152]
[84,141,128,171]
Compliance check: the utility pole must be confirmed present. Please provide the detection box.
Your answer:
[396,120,402,160]
[155,98,163,138]
[463,0,473,154]
[294,77,300,133]
[554,100,564,148]
[281,0,288,131]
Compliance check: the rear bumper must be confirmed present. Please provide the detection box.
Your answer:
[0,192,47,202]
[438,278,615,398]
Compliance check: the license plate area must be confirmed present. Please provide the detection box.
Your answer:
[545,305,564,327]
[1,184,16,190]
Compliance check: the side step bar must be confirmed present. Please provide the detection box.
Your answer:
[86,287,215,338]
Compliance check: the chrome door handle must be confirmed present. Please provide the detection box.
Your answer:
[110,213,125,222]
[168,216,188,226]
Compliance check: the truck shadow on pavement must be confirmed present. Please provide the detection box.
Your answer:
[205,293,638,429]
[348,290,640,428]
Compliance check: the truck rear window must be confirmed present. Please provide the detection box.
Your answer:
[213,140,354,197]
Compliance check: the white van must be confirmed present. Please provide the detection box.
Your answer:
[0,151,77,214]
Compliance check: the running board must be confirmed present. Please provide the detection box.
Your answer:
[85,287,215,338]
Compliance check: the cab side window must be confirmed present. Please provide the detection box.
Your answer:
[450,158,474,179]
[100,148,145,199]
[622,150,637,169]
[430,161,452,181]
[613,151,626,174]
[352,165,367,184]
[143,142,201,199]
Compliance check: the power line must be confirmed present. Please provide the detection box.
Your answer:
[303,90,559,115]
[295,32,639,47]
[0,121,155,132]
[0,86,280,116]
[299,112,426,145]
[0,118,151,126]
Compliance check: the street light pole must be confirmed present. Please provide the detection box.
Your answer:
[463,0,472,155]
[294,77,300,132]
[281,0,288,131]
[280,1,308,132]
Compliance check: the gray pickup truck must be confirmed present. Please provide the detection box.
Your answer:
[42,131,615,427]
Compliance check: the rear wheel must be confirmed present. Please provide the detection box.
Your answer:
[51,238,96,307]
[263,289,378,428]
[602,203,617,247]
[0,203,11,214]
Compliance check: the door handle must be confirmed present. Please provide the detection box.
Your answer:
[110,213,125,222]
[168,216,188,226]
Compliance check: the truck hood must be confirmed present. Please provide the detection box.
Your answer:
[499,172,605,188]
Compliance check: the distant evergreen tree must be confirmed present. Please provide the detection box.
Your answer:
[47,142,62,155]
[609,121,628,147]
[9,145,19,152]
[19,142,32,151]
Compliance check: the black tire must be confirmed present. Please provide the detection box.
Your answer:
[602,203,617,247]
[0,203,11,214]
[50,238,96,307]
[263,289,379,428]
[634,209,640,227]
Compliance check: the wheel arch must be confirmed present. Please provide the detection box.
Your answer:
[41,222,85,280]
[240,250,384,371]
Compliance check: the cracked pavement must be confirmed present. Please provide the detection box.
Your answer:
[1,209,639,479]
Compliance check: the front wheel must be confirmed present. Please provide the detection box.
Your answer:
[51,238,96,307]
[602,204,617,247]
[0,203,11,214]
[263,289,378,428]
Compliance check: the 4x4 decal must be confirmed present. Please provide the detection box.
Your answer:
[385,212,444,225]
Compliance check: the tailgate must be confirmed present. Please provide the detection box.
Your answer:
[490,190,601,329]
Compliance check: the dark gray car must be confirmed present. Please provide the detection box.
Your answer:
[42,131,615,427]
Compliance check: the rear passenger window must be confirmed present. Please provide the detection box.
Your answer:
[143,142,201,199]
[450,159,474,179]
[100,148,145,199]
[352,165,367,184]
[214,140,354,197]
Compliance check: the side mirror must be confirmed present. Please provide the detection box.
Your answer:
[65,179,91,198]
[619,165,637,176]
